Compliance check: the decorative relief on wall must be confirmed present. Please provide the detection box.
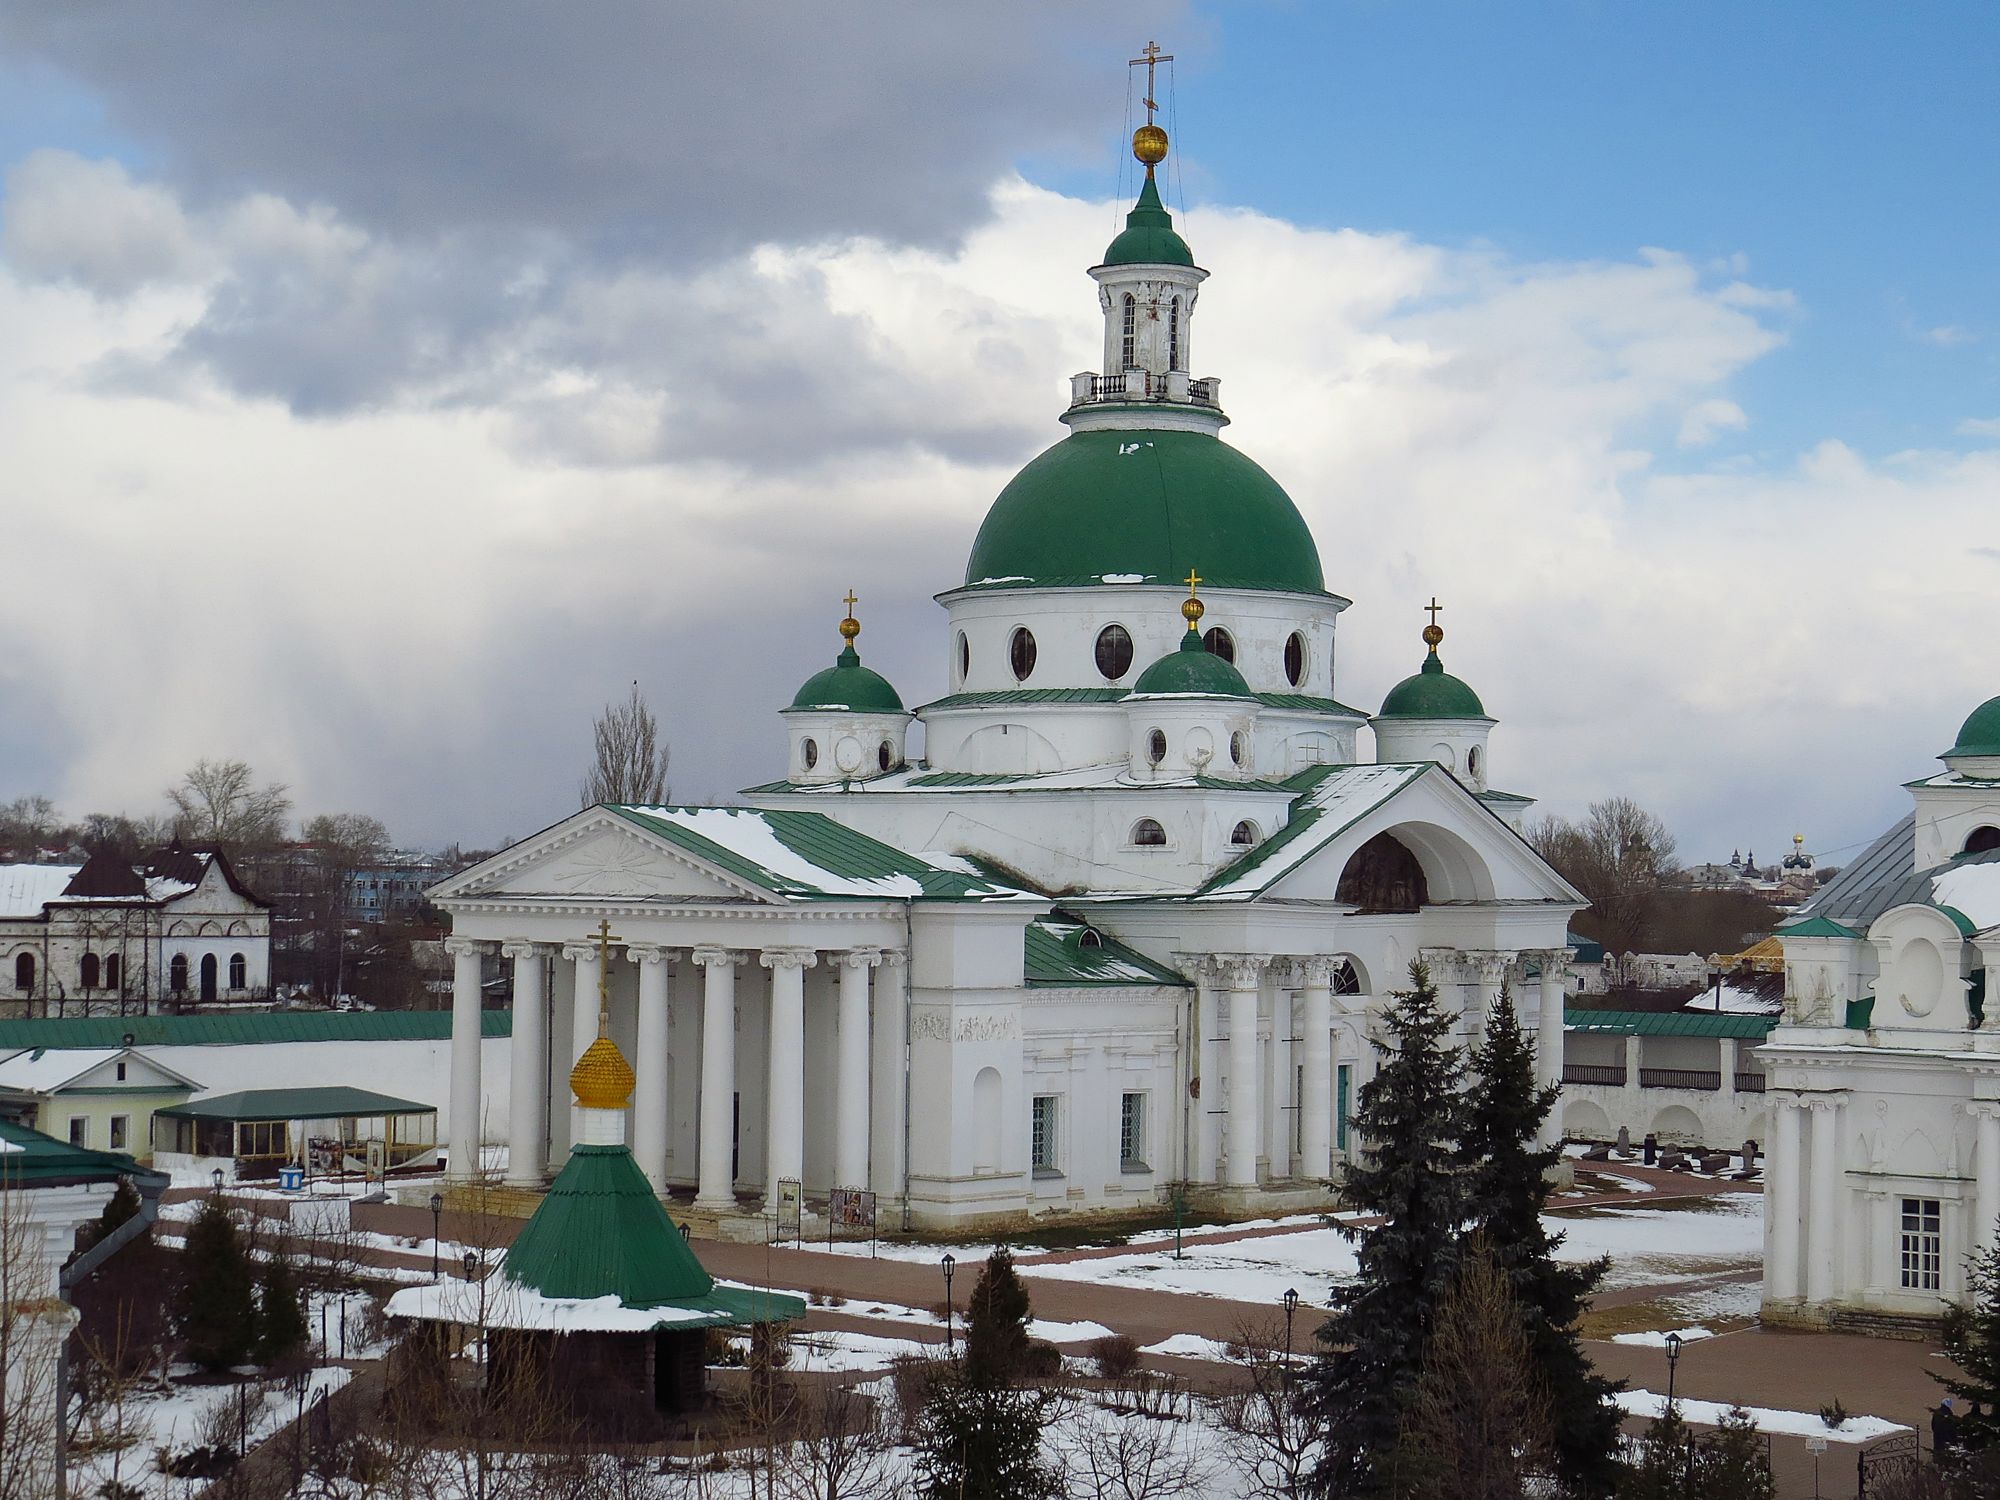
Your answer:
[909,1008,1018,1042]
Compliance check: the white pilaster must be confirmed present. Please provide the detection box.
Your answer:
[1973,1103,2000,1257]
[1265,982,1289,1178]
[1767,1092,1802,1300]
[501,941,549,1186]
[1625,1034,1643,1092]
[832,949,878,1190]
[1193,964,1222,1184]
[1805,1093,1844,1304]
[1298,958,1335,1181]
[869,949,909,1203]
[692,946,742,1211]
[1718,1037,1737,1101]
[1223,955,1266,1188]
[1535,949,1567,1146]
[761,947,816,1204]
[446,937,486,1181]
[630,944,674,1195]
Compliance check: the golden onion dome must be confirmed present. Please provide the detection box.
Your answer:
[1133,123,1169,167]
[569,1035,636,1111]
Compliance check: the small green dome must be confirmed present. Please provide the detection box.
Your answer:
[964,428,1325,595]
[1946,695,2000,758]
[1101,175,1194,268]
[1132,629,1253,698]
[1378,651,1486,720]
[788,646,904,714]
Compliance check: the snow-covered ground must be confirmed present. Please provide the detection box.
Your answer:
[1616,1389,1908,1443]
[1551,1196,1764,1290]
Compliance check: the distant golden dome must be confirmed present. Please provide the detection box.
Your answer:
[1133,123,1169,166]
[570,1035,636,1111]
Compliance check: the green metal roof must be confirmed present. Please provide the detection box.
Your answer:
[1100,174,1195,268]
[1377,649,1487,720]
[505,1143,803,1324]
[787,644,905,715]
[1778,915,1863,940]
[0,1116,159,1189]
[1025,917,1189,988]
[608,806,1028,901]
[1132,628,1254,698]
[1257,692,1369,718]
[1563,1008,1776,1039]
[1195,762,1429,899]
[157,1086,435,1121]
[907,771,1036,787]
[1947,695,2000,759]
[920,687,1132,712]
[963,428,1325,596]
[0,1010,509,1051]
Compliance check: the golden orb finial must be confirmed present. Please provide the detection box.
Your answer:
[1422,597,1444,653]
[1181,566,1204,629]
[1133,123,1169,171]
[839,588,861,646]
[570,1035,636,1111]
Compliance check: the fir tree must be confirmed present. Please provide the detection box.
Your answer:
[1695,1407,1775,1499]
[1464,986,1624,1495]
[963,1248,1033,1387]
[915,1376,1064,1500]
[174,1198,257,1371]
[1941,1236,2000,1452]
[74,1176,141,1257]
[1303,959,1469,1498]
[255,1254,309,1367]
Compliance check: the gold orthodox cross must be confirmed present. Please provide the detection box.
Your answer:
[1185,567,1201,597]
[591,917,620,1031]
[843,589,859,616]
[1425,597,1443,628]
[1129,41,1173,124]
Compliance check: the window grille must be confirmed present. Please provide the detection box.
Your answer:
[1120,1092,1146,1167]
[1031,1095,1059,1172]
[1901,1197,1942,1291]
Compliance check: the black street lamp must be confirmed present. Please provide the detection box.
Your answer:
[463,1249,480,1282]
[1663,1331,1683,1409]
[429,1192,444,1280]
[941,1254,957,1356]
[1282,1287,1299,1390]
[210,1167,224,1194]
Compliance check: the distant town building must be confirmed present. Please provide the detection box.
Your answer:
[345,852,445,925]
[0,841,272,1015]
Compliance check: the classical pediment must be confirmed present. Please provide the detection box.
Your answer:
[439,813,774,904]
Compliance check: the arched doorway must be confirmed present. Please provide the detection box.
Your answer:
[199,953,218,1002]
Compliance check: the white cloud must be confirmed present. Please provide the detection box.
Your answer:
[0,149,202,295]
[1677,398,1748,448]
[0,163,1989,864]
[1958,416,2000,439]
[1924,324,1975,346]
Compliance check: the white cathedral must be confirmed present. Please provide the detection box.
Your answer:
[431,116,1583,1231]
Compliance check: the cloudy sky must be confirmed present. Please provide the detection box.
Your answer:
[0,3,1995,867]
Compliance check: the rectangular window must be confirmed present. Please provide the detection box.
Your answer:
[1120,1092,1147,1170]
[67,1116,87,1147]
[1031,1094,1059,1175]
[1901,1197,1943,1291]
[109,1115,128,1151]
[1336,1064,1353,1153]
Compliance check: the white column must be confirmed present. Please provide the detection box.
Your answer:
[1767,1093,1802,1300]
[761,947,816,1204]
[833,949,878,1190]
[563,940,604,1140]
[629,945,673,1195]
[692,947,742,1211]
[1973,1103,2000,1257]
[1266,984,1290,1178]
[501,941,549,1186]
[1194,965,1222,1184]
[869,949,909,1202]
[1224,956,1265,1189]
[1718,1037,1737,1101]
[1536,950,1567,1146]
[1805,1093,1844,1304]
[446,937,486,1181]
[1625,1035,1644,1092]
[1298,958,1335,1181]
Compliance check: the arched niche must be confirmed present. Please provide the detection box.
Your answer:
[1335,832,1429,913]
[956,722,1062,775]
[973,1066,1002,1173]
[1649,1104,1705,1147]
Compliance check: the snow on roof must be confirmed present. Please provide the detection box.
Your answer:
[385,1277,718,1333]
[146,877,197,901]
[1933,862,2000,934]
[1681,982,1782,1016]
[1196,763,1428,899]
[0,1047,125,1093]
[0,863,82,918]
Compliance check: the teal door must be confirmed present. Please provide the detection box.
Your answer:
[1336,1064,1352,1152]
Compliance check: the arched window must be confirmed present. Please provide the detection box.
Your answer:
[14,953,33,993]
[1009,627,1037,682]
[877,741,894,773]
[1120,293,1136,369]
[1168,297,1181,370]
[1230,731,1248,767]
[169,954,189,993]
[105,954,121,990]
[1284,632,1307,687]
[229,953,247,989]
[1230,820,1259,847]
[801,738,819,772]
[1095,624,1134,680]
[80,952,100,990]
[1131,819,1167,847]
[1078,927,1104,949]
[1202,626,1235,664]
[1967,826,2000,855]
[1335,831,1430,913]
[1146,729,1167,765]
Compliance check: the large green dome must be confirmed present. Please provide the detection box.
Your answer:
[1378,652,1486,720]
[788,646,904,714]
[1132,629,1253,698]
[1947,695,2000,759]
[963,428,1325,595]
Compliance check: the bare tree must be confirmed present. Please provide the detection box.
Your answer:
[168,759,293,852]
[580,683,672,807]
[1063,1393,1212,1500]
[0,796,63,856]
[778,1380,897,1500]
[1387,1238,1555,1500]
[0,1182,65,1499]
[1213,1317,1322,1500]
[1528,796,1679,954]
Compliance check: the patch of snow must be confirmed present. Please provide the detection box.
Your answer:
[1099,573,1146,584]
[1934,863,2000,933]
[778,1329,933,1372]
[1611,1326,1715,1347]
[970,575,1031,587]
[1030,1317,1115,1343]
[1141,1332,1236,1361]
[0,863,80,918]
[386,1278,718,1332]
[1615,1389,1908,1443]
[1681,984,1781,1015]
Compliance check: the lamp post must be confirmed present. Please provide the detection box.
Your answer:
[211,1167,224,1195]
[429,1192,444,1280]
[941,1254,957,1356]
[1282,1287,1299,1389]
[1663,1331,1682,1409]
[463,1249,480,1281]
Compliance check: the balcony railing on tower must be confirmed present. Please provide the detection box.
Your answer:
[1069,369,1222,411]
